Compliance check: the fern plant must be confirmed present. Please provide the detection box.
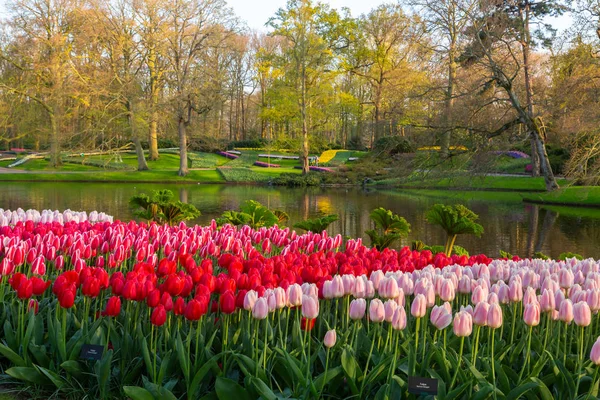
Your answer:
[425,204,483,256]
[217,200,279,229]
[129,189,200,225]
[365,208,411,250]
[293,214,339,233]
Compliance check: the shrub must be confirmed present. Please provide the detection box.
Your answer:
[372,136,415,155]
[426,204,483,256]
[293,214,339,233]
[365,208,411,250]
[272,173,322,187]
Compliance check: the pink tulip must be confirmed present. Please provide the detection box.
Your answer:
[353,277,366,298]
[509,280,523,302]
[430,305,452,330]
[440,279,455,302]
[252,298,268,320]
[574,301,592,327]
[587,289,600,312]
[590,337,600,365]
[322,281,334,299]
[473,302,490,326]
[384,299,398,322]
[559,299,574,323]
[369,299,385,323]
[287,284,303,306]
[453,311,473,337]
[471,286,487,304]
[487,303,503,329]
[301,295,319,320]
[342,275,356,295]
[370,270,384,290]
[411,294,427,318]
[523,303,541,327]
[392,307,407,330]
[244,290,258,311]
[379,277,400,299]
[349,298,367,320]
[458,276,471,294]
[365,281,375,299]
[540,289,555,313]
[324,330,337,348]
[331,275,344,298]
[274,287,286,309]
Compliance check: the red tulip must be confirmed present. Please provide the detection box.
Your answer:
[184,299,204,321]
[300,317,316,331]
[16,279,33,299]
[220,291,236,314]
[59,290,76,308]
[28,299,39,314]
[146,289,161,308]
[102,296,121,317]
[31,277,51,296]
[174,297,186,316]
[151,304,167,326]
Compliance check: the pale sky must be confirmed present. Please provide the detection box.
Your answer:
[0,0,574,35]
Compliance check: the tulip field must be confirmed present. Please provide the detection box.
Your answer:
[1,210,600,399]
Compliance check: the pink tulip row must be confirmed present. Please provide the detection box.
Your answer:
[0,208,113,226]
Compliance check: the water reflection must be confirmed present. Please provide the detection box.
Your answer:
[0,182,598,259]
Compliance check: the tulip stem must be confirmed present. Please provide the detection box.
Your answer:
[387,330,400,397]
[491,329,497,400]
[587,367,599,400]
[263,318,268,371]
[450,336,465,389]
[575,326,585,397]
[223,315,229,375]
[518,326,533,382]
[360,324,378,396]
[415,317,421,359]
[321,347,330,396]
[254,326,259,376]
[510,302,517,344]
[472,325,480,365]
[306,321,312,382]
[105,318,111,352]
[194,320,201,371]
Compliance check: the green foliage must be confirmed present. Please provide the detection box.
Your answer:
[372,136,415,155]
[500,250,514,259]
[559,252,583,261]
[217,200,279,229]
[534,252,550,260]
[365,208,411,250]
[129,189,200,225]
[411,240,426,251]
[272,173,322,187]
[227,138,267,149]
[293,214,339,233]
[426,204,483,256]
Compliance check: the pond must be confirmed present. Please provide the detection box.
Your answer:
[1,182,599,259]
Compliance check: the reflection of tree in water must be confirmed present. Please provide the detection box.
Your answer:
[554,213,600,258]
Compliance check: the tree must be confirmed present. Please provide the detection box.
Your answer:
[460,0,561,191]
[408,0,478,157]
[91,0,149,170]
[163,0,236,176]
[268,0,345,174]
[0,0,83,167]
[348,4,426,144]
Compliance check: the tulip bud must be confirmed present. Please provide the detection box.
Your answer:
[349,298,366,320]
[453,311,473,337]
[411,294,426,318]
[574,301,592,327]
[324,330,337,349]
[590,337,600,365]
[487,303,503,329]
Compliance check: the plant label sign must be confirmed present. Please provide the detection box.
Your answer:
[408,376,438,395]
[80,344,104,360]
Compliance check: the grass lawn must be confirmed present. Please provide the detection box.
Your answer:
[377,175,570,191]
[387,189,526,203]
[0,169,224,183]
[490,156,530,174]
[521,186,600,207]
[0,158,103,171]
[321,150,366,166]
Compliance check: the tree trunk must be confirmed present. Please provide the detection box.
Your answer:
[374,83,383,142]
[49,109,61,168]
[148,49,160,161]
[301,64,309,175]
[441,41,456,158]
[521,1,540,176]
[178,116,188,176]
[127,101,149,171]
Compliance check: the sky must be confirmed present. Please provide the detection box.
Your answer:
[0,0,573,33]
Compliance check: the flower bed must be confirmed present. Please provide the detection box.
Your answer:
[492,150,530,159]
[0,218,598,399]
[253,161,280,168]
[0,208,113,225]
[293,165,334,172]
[216,151,239,160]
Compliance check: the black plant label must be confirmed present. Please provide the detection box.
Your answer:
[408,376,438,395]
[80,344,104,360]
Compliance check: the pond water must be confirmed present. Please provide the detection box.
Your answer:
[1,182,599,259]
